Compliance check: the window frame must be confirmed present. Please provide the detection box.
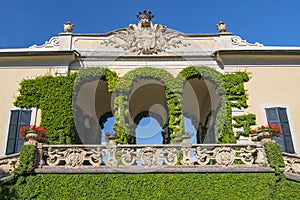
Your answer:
[261,105,297,154]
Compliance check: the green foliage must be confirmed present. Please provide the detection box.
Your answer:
[73,67,119,93]
[223,72,249,109]
[13,145,36,176]
[233,114,256,137]
[113,96,130,144]
[14,74,77,144]
[220,71,256,142]
[264,142,285,171]
[264,142,295,198]
[1,173,299,199]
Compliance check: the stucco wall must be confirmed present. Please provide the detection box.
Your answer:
[235,66,300,154]
[0,68,51,156]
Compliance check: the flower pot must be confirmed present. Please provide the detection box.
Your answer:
[25,130,39,145]
[250,131,273,142]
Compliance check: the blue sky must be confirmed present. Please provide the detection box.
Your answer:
[1,0,300,48]
[3,1,299,144]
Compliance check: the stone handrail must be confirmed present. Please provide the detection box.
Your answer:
[282,152,300,175]
[0,153,19,178]
[35,140,269,172]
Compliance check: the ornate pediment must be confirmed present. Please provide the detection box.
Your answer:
[102,10,190,54]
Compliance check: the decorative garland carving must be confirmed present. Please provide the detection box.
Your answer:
[195,145,261,166]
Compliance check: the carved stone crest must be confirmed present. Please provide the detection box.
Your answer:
[102,10,189,54]
[214,147,235,166]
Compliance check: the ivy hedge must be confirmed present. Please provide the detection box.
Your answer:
[14,66,255,144]
[1,173,299,199]
[1,137,299,199]
[13,145,36,177]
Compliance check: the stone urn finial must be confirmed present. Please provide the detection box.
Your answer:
[64,21,74,33]
[216,21,227,33]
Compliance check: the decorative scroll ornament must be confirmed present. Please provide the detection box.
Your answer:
[240,146,256,165]
[231,36,263,47]
[30,37,60,49]
[102,10,190,54]
[195,148,210,165]
[214,147,235,166]
[46,146,105,167]
[163,148,178,166]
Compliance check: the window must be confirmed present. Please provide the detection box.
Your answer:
[6,109,32,155]
[265,107,295,153]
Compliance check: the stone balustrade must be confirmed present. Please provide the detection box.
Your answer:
[282,152,300,178]
[4,140,300,177]
[0,153,19,179]
[34,139,270,173]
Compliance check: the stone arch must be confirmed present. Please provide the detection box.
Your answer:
[99,111,113,129]
[72,67,118,144]
[133,111,168,144]
[178,66,226,143]
[113,67,182,144]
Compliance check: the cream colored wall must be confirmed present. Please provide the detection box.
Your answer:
[0,68,51,156]
[234,66,300,154]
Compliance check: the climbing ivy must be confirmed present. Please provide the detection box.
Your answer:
[73,67,119,94]
[1,173,299,199]
[233,114,256,137]
[222,71,256,140]
[14,74,77,144]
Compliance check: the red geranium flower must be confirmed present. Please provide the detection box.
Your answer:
[20,125,48,142]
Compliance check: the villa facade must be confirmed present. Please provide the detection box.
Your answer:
[0,11,299,156]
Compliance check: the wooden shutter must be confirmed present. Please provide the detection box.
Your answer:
[265,107,295,153]
[5,109,31,155]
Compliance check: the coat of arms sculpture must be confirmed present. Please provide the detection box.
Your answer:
[102,10,190,54]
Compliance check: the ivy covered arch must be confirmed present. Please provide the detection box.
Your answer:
[72,67,119,144]
[113,67,183,144]
[177,66,228,143]
[14,66,253,145]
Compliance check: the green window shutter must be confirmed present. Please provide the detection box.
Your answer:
[278,108,295,153]
[6,110,20,155]
[5,109,31,155]
[265,107,295,153]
